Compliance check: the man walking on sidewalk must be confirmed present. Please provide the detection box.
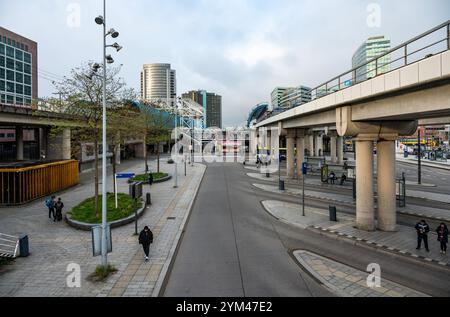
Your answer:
[139,226,153,262]
[45,196,56,221]
[415,220,430,252]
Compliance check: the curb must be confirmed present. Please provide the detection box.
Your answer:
[152,164,207,297]
[65,202,146,231]
[308,225,450,269]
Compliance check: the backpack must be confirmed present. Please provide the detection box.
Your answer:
[45,198,53,208]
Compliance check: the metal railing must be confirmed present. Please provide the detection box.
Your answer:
[307,20,450,102]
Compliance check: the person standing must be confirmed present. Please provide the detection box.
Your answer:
[436,223,449,255]
[415,220,430,252]
[148,172,154,186]
[54,198,64,222]
[45,196,56,221]
[139,226,153,261]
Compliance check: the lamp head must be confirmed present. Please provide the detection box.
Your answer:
[112,43,123,52]
[106,55,115,64]
[109,28,119,38]
[95,15,104,25]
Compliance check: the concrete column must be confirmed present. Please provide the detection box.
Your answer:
[377,140,396,232]
[286,133,295,178]
[296,135,305,178]
[356,139,375,231]
[330,136,337,163]
[47,128,71,160]
[337,136,344,164]
[309,135,314,157]
[315,134,323,157]
[62,128,71,160]
[16,126,24,160]
[266,130,272,154]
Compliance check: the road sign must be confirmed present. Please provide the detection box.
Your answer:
[116,173,135,179]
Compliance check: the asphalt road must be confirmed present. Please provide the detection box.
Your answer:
[163,163,450,297]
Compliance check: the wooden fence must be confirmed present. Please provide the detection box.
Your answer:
[0,160,79,206]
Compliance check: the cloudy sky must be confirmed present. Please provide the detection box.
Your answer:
[1,0,449,126]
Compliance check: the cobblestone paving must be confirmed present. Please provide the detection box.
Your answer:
[0,159,205,297]
[293,250,429,297]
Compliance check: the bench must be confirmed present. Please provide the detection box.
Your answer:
[0,233,19,259]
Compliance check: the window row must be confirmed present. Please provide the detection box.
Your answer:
[0,68,31,84]
[0,94,32,105]
[0,43,31,63]
[0,56,32,74]
[0,80,32,96]
[0,36,29,52]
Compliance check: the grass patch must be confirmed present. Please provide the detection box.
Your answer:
[87,264,118,282]
[130,172,168,183]
[69,193,142,224]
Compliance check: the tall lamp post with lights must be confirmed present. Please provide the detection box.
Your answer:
[93,0,122,269]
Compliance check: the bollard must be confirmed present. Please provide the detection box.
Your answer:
[146,192,152,206]
[279,180,285,191]
[329,206,337,222]
[18,234,29,257]
[266,172,270,178]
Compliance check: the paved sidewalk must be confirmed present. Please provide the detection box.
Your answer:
[397,157,450,170]
[0,159,205,297]
[294,250,428,297]
[262,200,450,267]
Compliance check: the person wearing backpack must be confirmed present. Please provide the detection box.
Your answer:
[46,196,56,221]
[54,197,64,222]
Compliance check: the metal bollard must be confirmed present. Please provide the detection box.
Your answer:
[266,172,270,178]
[329,206,337,222]
[279,180,285,191]
[19,234,29,257]
[146,192,152,206]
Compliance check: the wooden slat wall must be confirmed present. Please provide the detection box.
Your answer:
[0,160,79,206]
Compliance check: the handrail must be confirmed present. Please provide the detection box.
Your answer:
[307,20,450,102]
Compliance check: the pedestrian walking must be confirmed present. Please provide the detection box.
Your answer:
[45,196,56,221]
[436,223,449,255]
[54,197,64,222]
[415,220,430,252]
[148,172,154,186]
[138,226,153,261]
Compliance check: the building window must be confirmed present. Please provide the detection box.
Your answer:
[6,58,14,70]
[6,81,14,93]
[15,61,23,72]
[16,96,23,105]
[6,95,13,104]
[15,49,23,61]
[16,84,23,94]
[24,85,31,96]
[6,70,14,81]
[0,68,4,79]
[0,43,4,55]
[24,74,31,85]
[24,63,31,74]
[0,56,4,67]
[16,72,23,83]
[24,52,31,64]
[0,94,5,103]
[25,98,31,105]
[6,46,14,58]
[0,80,4,91]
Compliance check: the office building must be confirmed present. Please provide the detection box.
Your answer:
[279,85,311,108]
[0,27,38,107]
[270,87,290,110]
[140,63,176,101]
[352,36,391,83]
[182,90,222,128]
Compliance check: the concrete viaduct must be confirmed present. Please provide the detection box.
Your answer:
[254,21,450,232]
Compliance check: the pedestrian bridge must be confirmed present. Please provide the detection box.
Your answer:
[254,20,450,233]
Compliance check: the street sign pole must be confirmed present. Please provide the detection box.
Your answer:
[302,162,307,217]
[114,173,118,209]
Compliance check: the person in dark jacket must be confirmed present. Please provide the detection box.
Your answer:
[436,223,449,254]
[54,198,64,222]
[139,226,153,261]
[415,220,430,252]
[148,172,154,186]
[46,196,56,221]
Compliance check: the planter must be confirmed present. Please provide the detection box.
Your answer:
[65,204,146,231]
[128,174,172,184]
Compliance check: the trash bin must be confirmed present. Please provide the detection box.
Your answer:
[146,192,152,206]
[18,234,29,257]
[279,180,285,191]
[329,206,337,222]
[266,172,270,178]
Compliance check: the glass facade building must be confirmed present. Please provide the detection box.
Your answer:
[352,36,391,83]
[0,27,37,107]
[140,63,176,101]
[279,85,312,109]
[182,90,222,129]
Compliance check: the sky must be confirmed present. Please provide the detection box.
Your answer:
[1,0,449,126]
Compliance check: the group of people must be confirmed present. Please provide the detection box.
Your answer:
[415,220,449,254]
[45,196,64,222]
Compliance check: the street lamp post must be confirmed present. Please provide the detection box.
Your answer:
[94,0,122,269]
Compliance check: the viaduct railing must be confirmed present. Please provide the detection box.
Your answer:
[0,160,79,206]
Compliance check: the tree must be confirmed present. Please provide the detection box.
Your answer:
[44,62,133,216]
